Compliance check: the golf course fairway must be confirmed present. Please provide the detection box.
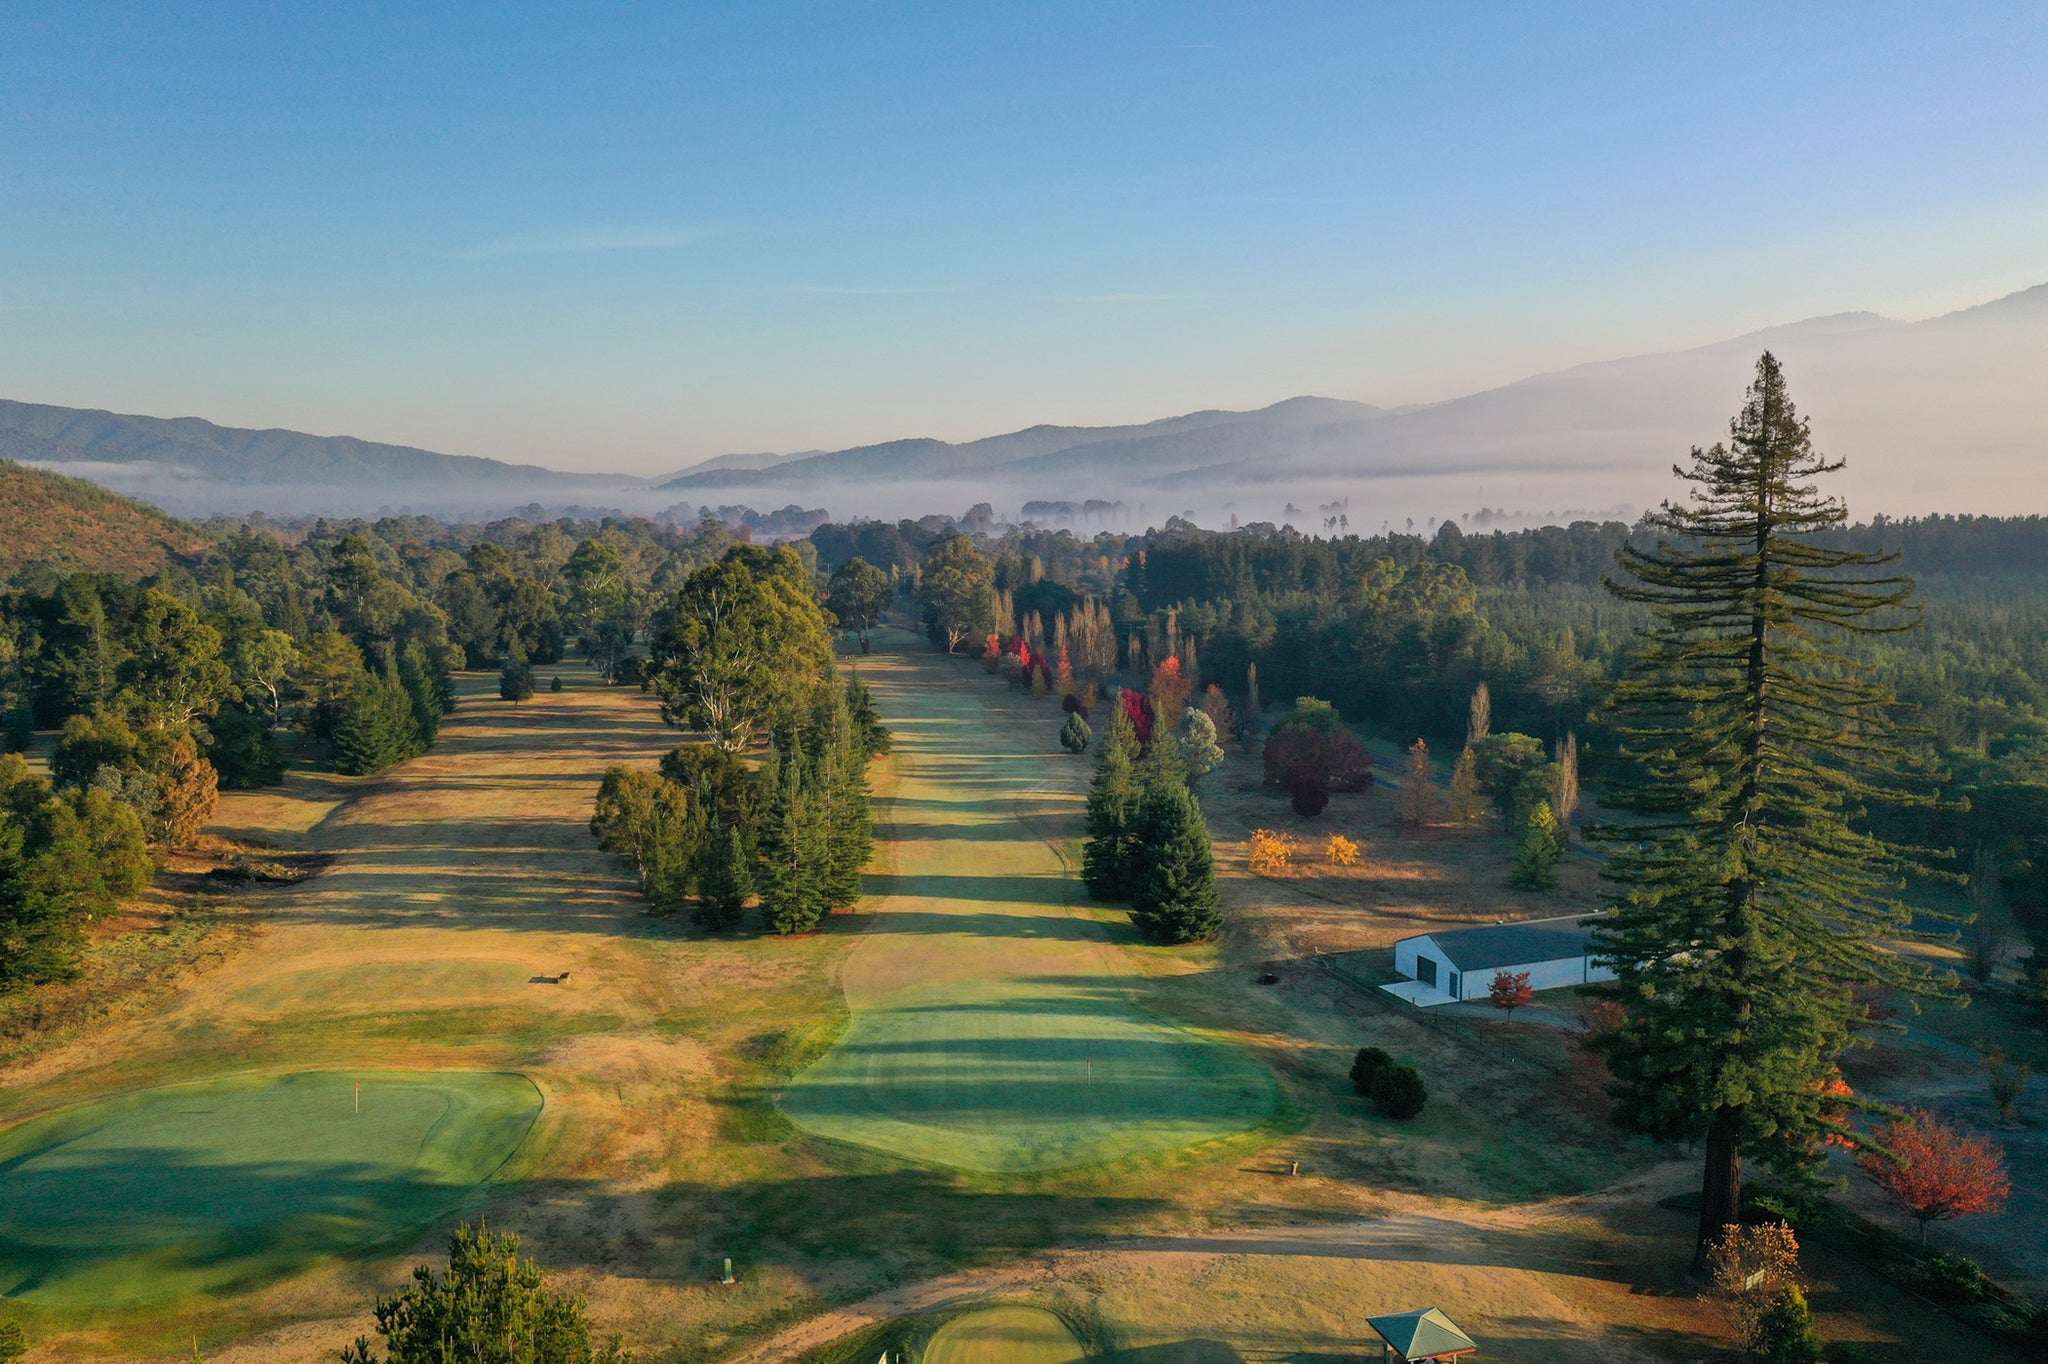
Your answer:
[924,1306,1086,1364]
[0,1070,541,1309]
[780,636,1276,1173]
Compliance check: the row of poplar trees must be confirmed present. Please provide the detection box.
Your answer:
[1081,702,1222,943]
[1591,353,1954,1272]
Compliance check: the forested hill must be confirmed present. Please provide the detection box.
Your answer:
[0,459,209,580]
[0,399,645,517]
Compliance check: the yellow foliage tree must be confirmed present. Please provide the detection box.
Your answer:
[1325,834,1360,867]
[1248,828,1294,876]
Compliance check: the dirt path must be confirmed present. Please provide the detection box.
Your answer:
[720,1176,1696,1364]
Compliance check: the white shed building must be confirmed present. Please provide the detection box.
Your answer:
[1383,915,1612,1007]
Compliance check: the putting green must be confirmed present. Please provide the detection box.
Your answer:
[0,1069,541,1308]
[925,1306,1086,1364]
[780,637,1275,1172]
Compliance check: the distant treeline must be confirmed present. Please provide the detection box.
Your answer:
[804,510,2048,956]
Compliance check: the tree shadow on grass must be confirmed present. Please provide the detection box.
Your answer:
[0,1146,502,1307]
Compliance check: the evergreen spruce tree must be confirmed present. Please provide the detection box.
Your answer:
[398,643,444,746]
[760,745,828,933]
[332,672,418,776]
[695,824,753,931]
[1448,745,1484,825]
[1509,801,1563,891]
[821,695,873,910]
[1082,705,1140,899]
[1590,352,1945,1270]
[845,673,892,757]
[636,788,692,915]
[1127,779,1222,943]
[499,652,536,704]
[1059,712,1091,753]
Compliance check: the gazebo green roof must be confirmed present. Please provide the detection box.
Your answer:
[1366,1307,1478,1360]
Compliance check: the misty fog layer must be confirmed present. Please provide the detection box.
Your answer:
[4,284,2042,527]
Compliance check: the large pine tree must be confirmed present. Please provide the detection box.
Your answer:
[1081,704,1141,899]
[759,743,829,934]
[332,671,422,776]
[695,824,753,931]
[1128,778,1222,943]
[1591,352,1947,1270]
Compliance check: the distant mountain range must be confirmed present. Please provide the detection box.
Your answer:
[0,400,649,518]
[659,284,2048,522]
[6,282,2043,523]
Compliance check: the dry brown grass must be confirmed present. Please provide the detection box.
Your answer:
[2,645,2019,1363]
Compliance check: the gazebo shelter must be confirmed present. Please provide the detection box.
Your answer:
[1366,1306,1478,1363]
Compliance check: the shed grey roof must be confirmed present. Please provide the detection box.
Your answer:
[1413,916,1601,972]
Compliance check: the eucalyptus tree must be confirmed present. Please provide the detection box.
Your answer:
[650,546,834,752]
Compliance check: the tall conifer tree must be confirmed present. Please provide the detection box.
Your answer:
[696,824,753,931]
[1128,779,1222,943]
[760,743,828,933]
[1591,353,1947,1270]
[1082,704,1141,899]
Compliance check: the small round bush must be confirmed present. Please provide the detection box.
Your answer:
[1062,692,1090,717]
[1290,777,1329,818]
[1750,1284,1823,1363]
[1349,1046,1393,1096]
[1371,1063,1427,1120]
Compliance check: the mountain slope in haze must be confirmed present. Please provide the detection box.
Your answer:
[10,283,2041,522]
[0,459,209,580]
[0,400,648,517]
[662,285,2048,518]
[660,396,1381,489]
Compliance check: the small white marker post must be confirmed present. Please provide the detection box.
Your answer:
[722,1257,735,1285]
[354,1083,360,1115]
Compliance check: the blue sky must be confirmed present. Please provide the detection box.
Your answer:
[4,2,2045,473]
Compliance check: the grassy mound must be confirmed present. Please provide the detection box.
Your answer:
[0,1070,541,1309]
[924,1306,1086,1364]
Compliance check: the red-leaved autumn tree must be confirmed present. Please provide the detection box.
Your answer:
[1122,689,1155,745]
[1150,655,1192,732]
[1859,1110,2010,1242]
[1489,970,1535,1019]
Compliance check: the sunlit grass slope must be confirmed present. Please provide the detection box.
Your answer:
[780,636,1276,1172]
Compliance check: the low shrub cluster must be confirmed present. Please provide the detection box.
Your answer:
[1348,1046,1427,1120]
